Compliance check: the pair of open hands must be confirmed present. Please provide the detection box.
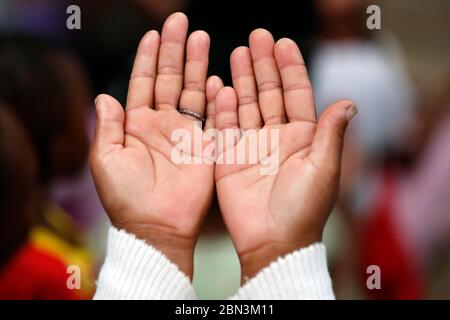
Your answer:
[90,13,356,281]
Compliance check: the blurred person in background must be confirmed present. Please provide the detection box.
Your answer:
[311,0,416,215]
[0,0,108,248]
[0,34,96,299]
[0,106,77,299]
[361,72,450,299]
[309,0,419,298]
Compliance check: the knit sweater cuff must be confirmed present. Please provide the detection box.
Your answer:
[94,227,196,300]
[231,243,335,300]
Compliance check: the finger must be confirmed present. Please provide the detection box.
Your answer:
[204,75,224,131]
[155,12,188,111]
[215,86,239,131]
[249,29,286,125]
[179,30,210,118]
[311,100,357,169]
[93,94,125,153]
[230,46,263,130]
[274,38,316,123]
[215,87,240,158]
[126,30,160,110]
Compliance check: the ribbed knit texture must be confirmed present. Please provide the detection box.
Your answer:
[94,227,197,300]
[94,228,335,300]
[231,243,335,300]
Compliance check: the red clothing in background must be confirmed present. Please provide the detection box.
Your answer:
[0,243,78,300]
[360,169,425,299]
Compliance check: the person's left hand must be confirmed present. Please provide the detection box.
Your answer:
[214,29,356,280]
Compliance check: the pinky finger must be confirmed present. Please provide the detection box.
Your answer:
[215,87,240,160]
[204,75,224,131]
[215,86,239,131]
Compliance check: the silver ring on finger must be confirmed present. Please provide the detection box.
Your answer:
[178,107,205,123]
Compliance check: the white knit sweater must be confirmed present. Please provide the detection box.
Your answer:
[94,227,335,300]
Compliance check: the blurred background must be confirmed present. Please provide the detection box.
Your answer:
[0,0,449,299]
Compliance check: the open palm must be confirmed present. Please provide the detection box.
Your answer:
[90,13,220,276]
[213,30,356,277]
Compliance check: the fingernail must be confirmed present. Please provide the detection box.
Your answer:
[346,104,358,121]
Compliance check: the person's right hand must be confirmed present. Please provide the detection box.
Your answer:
[214,29,356,281]
[89,13,222,278]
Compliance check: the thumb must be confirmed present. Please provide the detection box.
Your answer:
[92,94,125,153]
[311,100,357,166]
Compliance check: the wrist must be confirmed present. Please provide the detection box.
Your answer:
[239,238,320,283]
[114,222,197,279]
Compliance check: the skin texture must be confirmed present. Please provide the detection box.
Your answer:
[90,13,356,282]
[214,29,356,281]
[90,13,217,278]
